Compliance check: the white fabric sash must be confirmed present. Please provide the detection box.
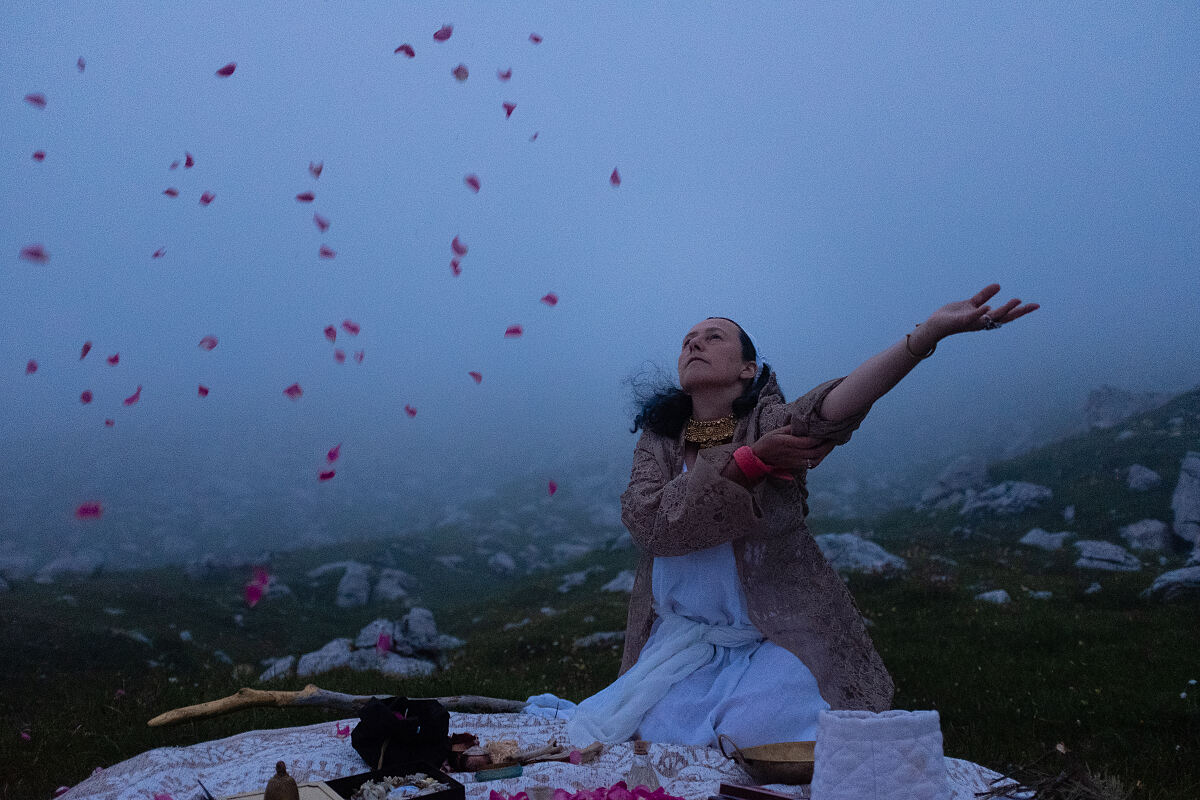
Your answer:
[565,608,764,744]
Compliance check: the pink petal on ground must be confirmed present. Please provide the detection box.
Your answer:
[19,244,49,263]
[153,793,176,800]
[184,152,194,168]
[32,150,46,161]
[502,102,516,118]
[335,723,351,738]
[199,191,215,205]
[318,469,336,481]
[529,33,543,44]
[504,325,523,337]
[464,174,480,192]
[567,749,580,764]
[541,293,558,306]
[163,187,179,197]
[24,93,47,108]
[451,235,467,255]
[25,360,37,375]
[497,68,512,81]
[318,245,336,259]
[433,25,453,41]
[334,349,345,363]
[76,502,103,519]
[548,480,558,496]
[81,390,93,404]
[123,385,142,405]
[375,632,392,655]
[610,168,621,186]
[104,419,114,427]
[404,405,417,417]
[341,320,360,335]
[394,44,415,58]
[215,62,236,77]
[106,353,119,365]
[323,325,337,343]
[152,248,165,258]
[468,371,482,384]
[54,788,71,798]
[77,57,86,72]
[452,64,469,81]
[80,341,92,359]
[327,443,341,463]
[295,191,315,202]
[283,383,303,399]
[313,213,330,232]
[309,161,323,178]
[197,385,209,397]
[353,350,364,363]
[198,335,218,351]
[450,258,461,276]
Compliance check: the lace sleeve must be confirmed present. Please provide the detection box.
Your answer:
[619,434,765,557]
[759,375,872,444]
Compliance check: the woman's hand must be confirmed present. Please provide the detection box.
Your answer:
[923,283,1039,338]
[751,425,837,471]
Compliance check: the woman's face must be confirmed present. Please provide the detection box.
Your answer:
[677,318,756,394]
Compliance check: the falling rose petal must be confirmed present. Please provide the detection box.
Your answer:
[80,341,92,359]
[25,360,37,374]
[327,443,341,463]
[244,582,264,608]
[451,235,467,256]
[20,730,31,741]
[24,93,47,108]
[468,371,482,384]
[77,56,86,72]
[530,33,543,44]
[334,349,345,363]
[123,385,142,405]
[375,632,392,655]
[323,325,337,343]
[81,390,93,404]
[309,161,323,179]
[295,191,315,202]
[104,419,114,427]
[341,320,360,335]
[197,385,209,397]
[497,68,512,81]
[199,191,215,206]
[394,44,415,58]
[464,174,480,192]
[530,132,539,141]
[152,248,165,258]
[452,64,469,81]
[163,187,179,197]
[450,258,461,276]
[19,244,49,263]
[184,152,194,168]
[169,160,179,170]
[76,502,103,519]
[318,245,336,259]
[610,168,621,186]
[353,350,364,363]
[198,335,218,351]
[318,469,336,481]
[502,102,516,118]
[106,353,119,365]
[283,383,302,400]
[504,325,523,338]
[404,405,417,417]
[548,480,558,496]
[433,24,453,42]
[32,150,46,162]
[252,567,270,587]
[541,293,559,306]
[215,62,236,77]
[313,213,330,232]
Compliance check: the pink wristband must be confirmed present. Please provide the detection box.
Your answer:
[733,446,771,481]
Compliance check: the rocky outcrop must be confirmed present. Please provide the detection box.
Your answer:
[1171,452,1200,549]
[1073,540,1142,571]
[488,552,516,574]
[601,570,636,593]
[1019,528,1072,551]
[1126,465,1162,491]
[959,482,1052,516]
[573,631,626,648]
[34,549,105,583]
[374,568,412,602]
[1119,520,1171,551]
[814,533,906,574]
[557,567,604,593]
[975,589,1011,605]
[1142,566,1200,602]
[914,456,989,511]
[1084,385,1173,429]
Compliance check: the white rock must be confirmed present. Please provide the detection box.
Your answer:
[1073,540,1142,571]
[378,653,437,678]
[915,455,989,511]
[1085,385,1172,429]
[435,555,464,569]
[551,543,594,563]
[212,650,233,665]
[374,568,411,602]
[297,638,353,676]
[336,563,372,608]
[601,570,636,593]
[1144,566,1200,601]
[975,589,1011,604]
[34,549,105,583]
[1170,451,1200,546]
[814,533,907,574]
[1019,528,1072,551]
[959,481,1052,516]
[488,552,516,573]
[540,607,559,616]
[436,634,465,650]
[265,577,293,599]
[1063,505,1076,522]
[1116,430,1136,441]
[573,631,626,648]
[1119,519,1171,551]
[1126,464,1162,491]
[557,567,603,593]
[1024,589,1053,600]
[179,630,193,642]
[355,619,397,649]
[399,607,439,651]
[1084,581,1102,595]
[504,618,531,631]
[258,655,295,682]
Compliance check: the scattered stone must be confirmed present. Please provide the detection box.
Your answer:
[1126,464,1163,491]
[557,567,603,593]
[1073,540,1142,571]
[435,555,464,569]
[265,576,293,599]
[1084,581,1102,595]
[504,618,531,631]
[0,577,8,592]
[573,631,626,648]
[336,563,372,608]
[1116,430,1136,441]
[259,655,295,682]
[1024,588,1053,600]
[551,543,594,563]
[296,639,353,677]
[34,549,105,583]
[814,533,907,574]
[399,607,440,651]
[959,481,1052,516]
[1171,452,1200,550]
[601,570,636,593]
[355,619,396,649]
[179,630,193,642]
[540,607,559,616]
[915,455,989,511]
[1019,528,1073,551]
[378,653,437,678]
[374,568,412,602]
[212,650,233,665]
[975,589,1011,604]
[1119,519,1171,551]
[1063,505,1075,522]
[112,628,152,646]
[1143,566,1200,601]
[1085,385,1173,429]
[436,634,465,651]
[488,552,516,573]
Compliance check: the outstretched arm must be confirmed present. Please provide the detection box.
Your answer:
[818,284,1039,423]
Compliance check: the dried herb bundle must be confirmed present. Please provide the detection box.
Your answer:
[976,745,1131,800]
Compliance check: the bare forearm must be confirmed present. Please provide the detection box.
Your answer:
[817,322,941,423]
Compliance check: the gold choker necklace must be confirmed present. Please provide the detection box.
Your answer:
[684,414,736,448]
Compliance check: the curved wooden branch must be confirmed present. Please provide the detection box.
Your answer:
[147,684,528,727]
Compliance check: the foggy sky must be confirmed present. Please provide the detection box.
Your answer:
[3,2,1199,562]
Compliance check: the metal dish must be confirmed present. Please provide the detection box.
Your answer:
[717,734,816,785]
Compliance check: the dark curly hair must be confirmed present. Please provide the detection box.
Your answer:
[627,317,773,437]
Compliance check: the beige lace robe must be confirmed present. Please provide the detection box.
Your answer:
[618,373,895,712]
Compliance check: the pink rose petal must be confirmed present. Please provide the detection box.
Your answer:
[25,359,37,375]
[433,25,453,42]
[468,371,482,384]
[76,502,103,519]
[549,480,558,496]
[394,44,415,58]
[314,213,330,232]
[504,325,523,338]
[497,68,512,81]
[464,174,480,192]
[199,191,215,205]
[451,235,467,256]
[318,469,336,481]
[198,385,209,397]
[283,382,303,399]
[198,335,218,351]
[529,33,543,44]
[541,293,558,306]
[215,62,236,77]
[318,245,336,259]
[32,150,46,162]
[610,168,621,186]
[503,102,516,118]
[309,161,323,178]
[452,64,469,81]
[404,405,417,417]
[24,93,47,108]
[20,244,49,263]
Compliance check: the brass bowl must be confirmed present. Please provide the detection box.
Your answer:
[718,735,816,785]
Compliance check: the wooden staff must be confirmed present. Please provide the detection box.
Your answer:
[147,684,528,727]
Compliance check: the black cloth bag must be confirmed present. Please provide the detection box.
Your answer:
[351,697,451,771]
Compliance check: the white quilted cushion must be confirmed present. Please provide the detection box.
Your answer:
[811,709,948,800]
